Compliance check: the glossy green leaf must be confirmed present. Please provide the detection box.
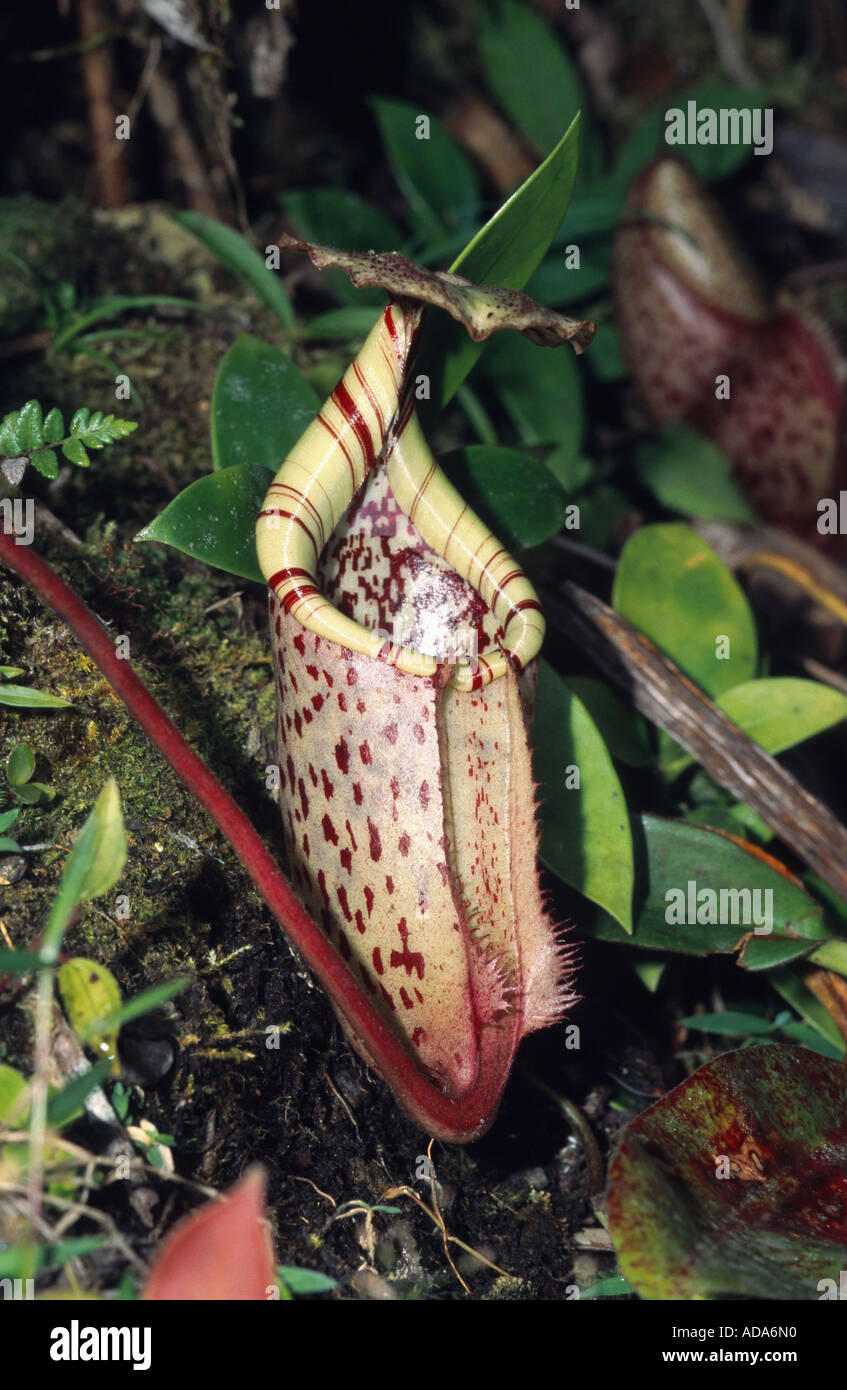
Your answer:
[612,523,757,697]
[589,814,825,958]
[438,445,568,549]
[417,113,581,415]
[12,780,53,806]
[211,334,318,472]
[370,97,479,239]
[0,683,72,709]
[29,448,59,479]
[479,330,584,471]
[62,438,90,467]
[0,808,20,833]
[564,677,654,766]
[479,0,584,158]
[535,660,633,933]
[608,1045,847,1299]
[769,968,845,1055]
[635,425,757,523]
[173,211,294,328]
[44,780,126,956]
[277,1265,338,1295]
[42,407,64,443]
[138,464,273,583]
[6,743,35,787]
[58,957,122,1074]
[281,189,403,304]
[0,947,47,974]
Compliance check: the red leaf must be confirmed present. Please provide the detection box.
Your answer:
[143,1167,276,1301]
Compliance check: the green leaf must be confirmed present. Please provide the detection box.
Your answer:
[173,211,294,329]
[280,189,403,305]
[663,678,847,780]
[588,815,826,958]
[211,334,318,472]
[479,330,584,470]
[0,683,72,709]
[0,947,47,974]
[0,837,21,852]
[6,743,35,787]
[369,97,479,239]
[680,1009,776,1037]
[15,399,43,450]
[479,0,584,158]
[719,678,847,755]
[608,1045,847,1299]
[44,780,126,956]
[417,113,581,415]
[42,407,64,443]
[535,660,633,932]
[612,523,757,697]
[635,425,757,523]
[277,1265,338,1295]
[438,445,568,549]
[769,968,845,1055]
[69,408,89,434]
[74,414,138,447]
[62,438,90,467]
[579,1274,634,1299]
[138,463,273,583]
[0,808,21,833]
[29,448,60,479]
[46,1060,113,1128]
[0,1063,29,1125]
[301,307,381,341]
[564,677,654,766]
[0,666,25,678]
[12,780,54,805]
[58,957,122,1073]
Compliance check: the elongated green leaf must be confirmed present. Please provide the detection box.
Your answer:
[0,683,72,709]
[301,307,381,341]
[370,97,479,239]
[138,463,272,583]
[211,334,318,472]
[277,1265,338,1295]
[612,523,757,697]
[635,425,757,523]
[438,445,568,549]
[564,677,654,766]
[608,1045,847,1299]
[173,212,294,328]
[589,815,825,958]
[281,189,403,305]
[478,330,584,469]
[46,1060,112,1128]
[535,660,633,932]
[44,780,126,955]
[0,947,47,974]
[526,244,610,306]
[417,113,581,414]
[769,968,845,1054]
[479,0,584,158]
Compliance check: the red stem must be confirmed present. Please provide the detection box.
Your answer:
[0,530,514,1141]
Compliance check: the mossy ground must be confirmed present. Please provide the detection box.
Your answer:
[0,197,625,1299]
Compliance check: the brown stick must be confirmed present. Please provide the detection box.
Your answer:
[78,0,127,208]
[543,579,847,904]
